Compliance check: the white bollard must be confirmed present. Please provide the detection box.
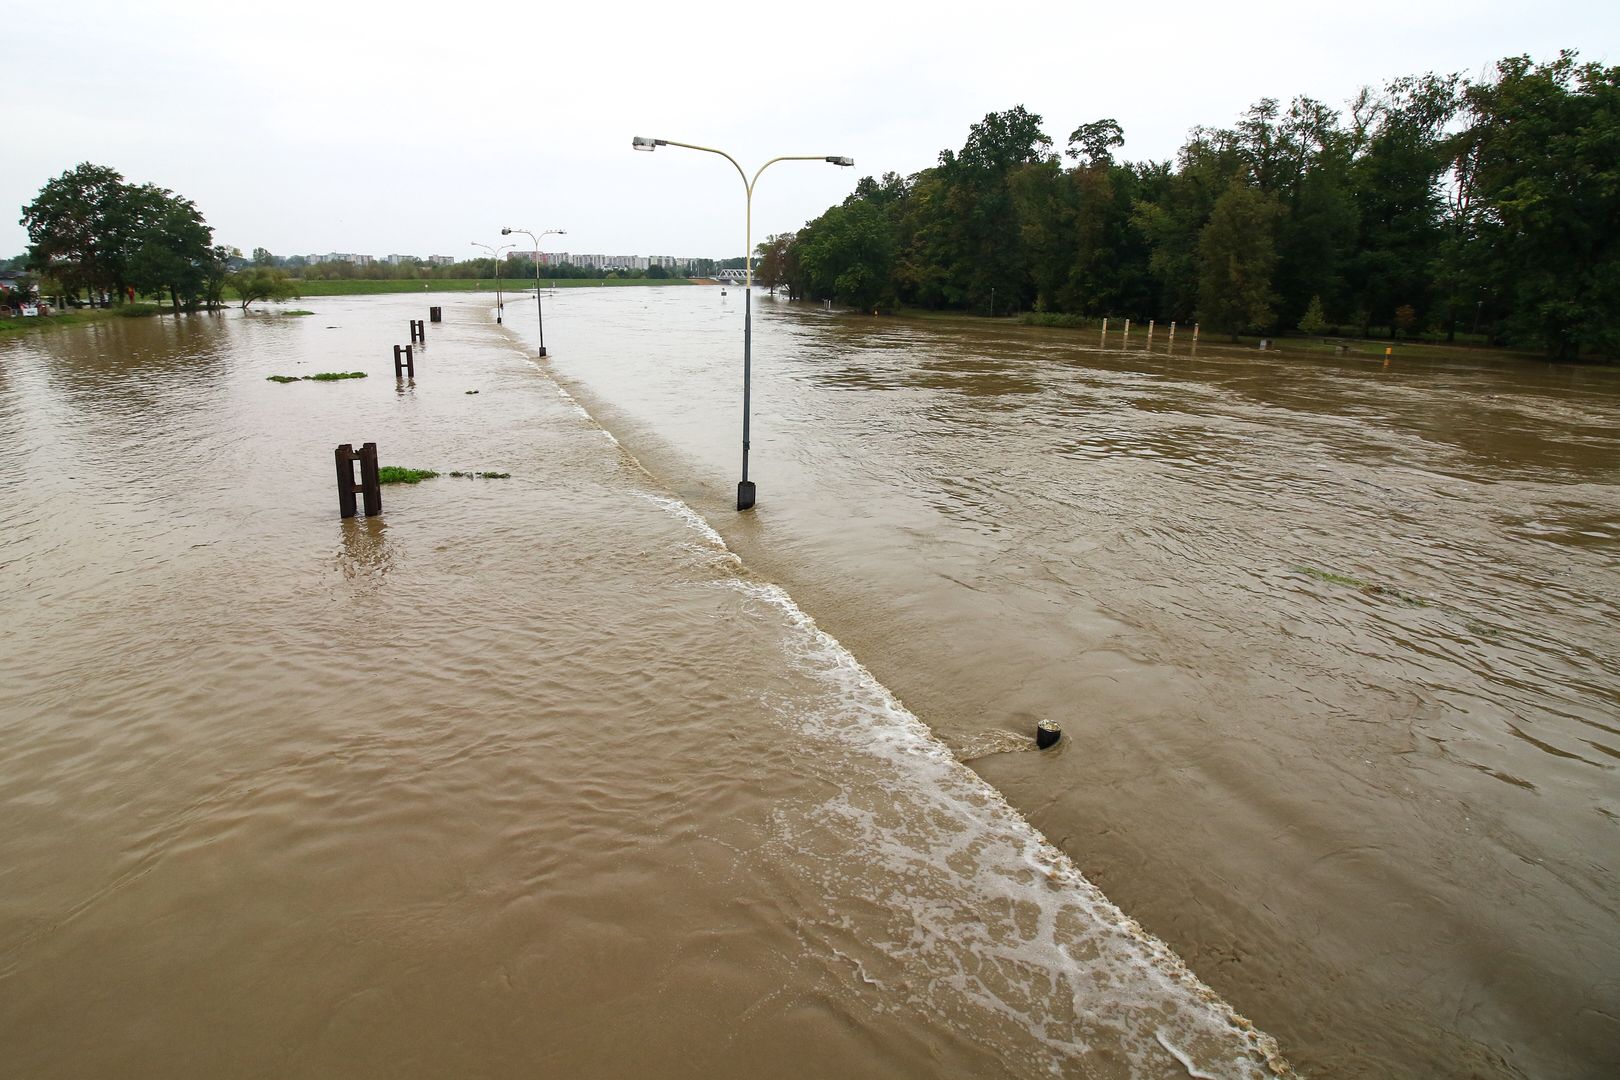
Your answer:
[1147,319,1155,349]
[1101,317,1108,346]
[1169,321,1177,349]
[1122,318,1131,347]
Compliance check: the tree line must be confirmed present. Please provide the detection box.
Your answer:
[763,51,1618,360]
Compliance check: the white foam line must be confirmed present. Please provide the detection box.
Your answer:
[1158,1031,1221,1079]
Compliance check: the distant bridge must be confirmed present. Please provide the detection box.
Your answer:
[716,268,749,283]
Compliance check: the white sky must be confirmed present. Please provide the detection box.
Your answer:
[3,1,1614,262]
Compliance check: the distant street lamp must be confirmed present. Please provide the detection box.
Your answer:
[631,136,853,510]
[501,226,567,357]
[470,240,515,323]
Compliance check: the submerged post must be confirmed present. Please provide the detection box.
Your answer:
[409,319,425,343]
[429,306,442,323]
[1100,317,1108,347]
[393,344,415,379]
[1147,319,1155,349]
[1122,318,1131,347]
[1169,321,1177,350]
[335,442,382,519]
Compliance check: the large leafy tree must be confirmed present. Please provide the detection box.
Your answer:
[1197,179,1283,336]
[127,186,213,311]
[1462,52,1620,358]
[19,163,129,299]
[20,164,215,308]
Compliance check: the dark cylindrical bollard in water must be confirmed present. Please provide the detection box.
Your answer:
[1036,719,1062,750]
[429,306,442,324]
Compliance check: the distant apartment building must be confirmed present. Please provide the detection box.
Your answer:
[384,254,419,266]
[428,255,455,266]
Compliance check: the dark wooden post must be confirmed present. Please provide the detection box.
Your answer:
[335,443,358,518]
[335,442,383,518]
[358,442,381,517]
[429,306,442,323]
[410,319,425,343]
[393,344,415,379]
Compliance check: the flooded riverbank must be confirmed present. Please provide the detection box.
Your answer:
[525,287,1620,1079]
[0,296,1288,1077]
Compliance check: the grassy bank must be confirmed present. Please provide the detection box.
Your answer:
[284,278,696,297]
[0,308,127,337]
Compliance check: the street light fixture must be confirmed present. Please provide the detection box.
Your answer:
[501,226,567,357]
[470,241,515,323]
[630,136,853,510]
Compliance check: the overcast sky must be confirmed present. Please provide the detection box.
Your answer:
[4,1,1614,262]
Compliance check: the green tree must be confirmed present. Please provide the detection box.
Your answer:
[1462,51,1620,358]
[754,232,794,292]
[126,187,213,312]
[795,198,895,311]
[228,266,299,310]
[1197,179,1282,337]
[1066,119,1124,166]
[1298,295,1327,335]
[19,163,129,301]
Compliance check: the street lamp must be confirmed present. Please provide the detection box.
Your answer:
[501,226,567,357]
[631,136,853,510]
[470,241,515,323]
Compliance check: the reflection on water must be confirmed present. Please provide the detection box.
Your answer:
[533,288,1620,1080]
[336,516,393,584]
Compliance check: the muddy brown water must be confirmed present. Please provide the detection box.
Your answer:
[529,288,1618,1079]
[1,296,1285,1079]
[1,289,1615,1078]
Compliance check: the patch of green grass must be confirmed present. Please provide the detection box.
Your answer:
[1295,566,1430,607]
[448,470,510,479]
[1296,566,1370,589]
[116,303,165,318]
[280,309,315,316]
[266,371,367,383]
[377,467,439,484]
[0,308,125,336]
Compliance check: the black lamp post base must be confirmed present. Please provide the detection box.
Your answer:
[736,481,756,511]
[537,347,548,358]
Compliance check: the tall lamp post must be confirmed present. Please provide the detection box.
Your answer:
[470,241,514,323]
[631,136,852,511]
[501,226,567,357]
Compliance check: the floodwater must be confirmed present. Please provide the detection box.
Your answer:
[1,295,1289,1079]
[523,287,1617,1079]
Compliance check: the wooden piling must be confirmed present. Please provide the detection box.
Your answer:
[358,442,381,517]
[1169,321,1177,349]
[429,306,442,324]
[1100,318,1108,346]
[393,344,415,379]
[1122,319,1131,347]
[410,319,425,343]
[335,442,382,519]
[1147,319,1155,349]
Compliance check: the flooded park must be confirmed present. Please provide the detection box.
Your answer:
[2,287,1617,1078]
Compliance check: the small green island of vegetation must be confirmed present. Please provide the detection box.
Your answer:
[376,467,510,484]
[266,371,367,383]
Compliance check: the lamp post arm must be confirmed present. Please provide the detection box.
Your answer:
[746,156,839,287]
